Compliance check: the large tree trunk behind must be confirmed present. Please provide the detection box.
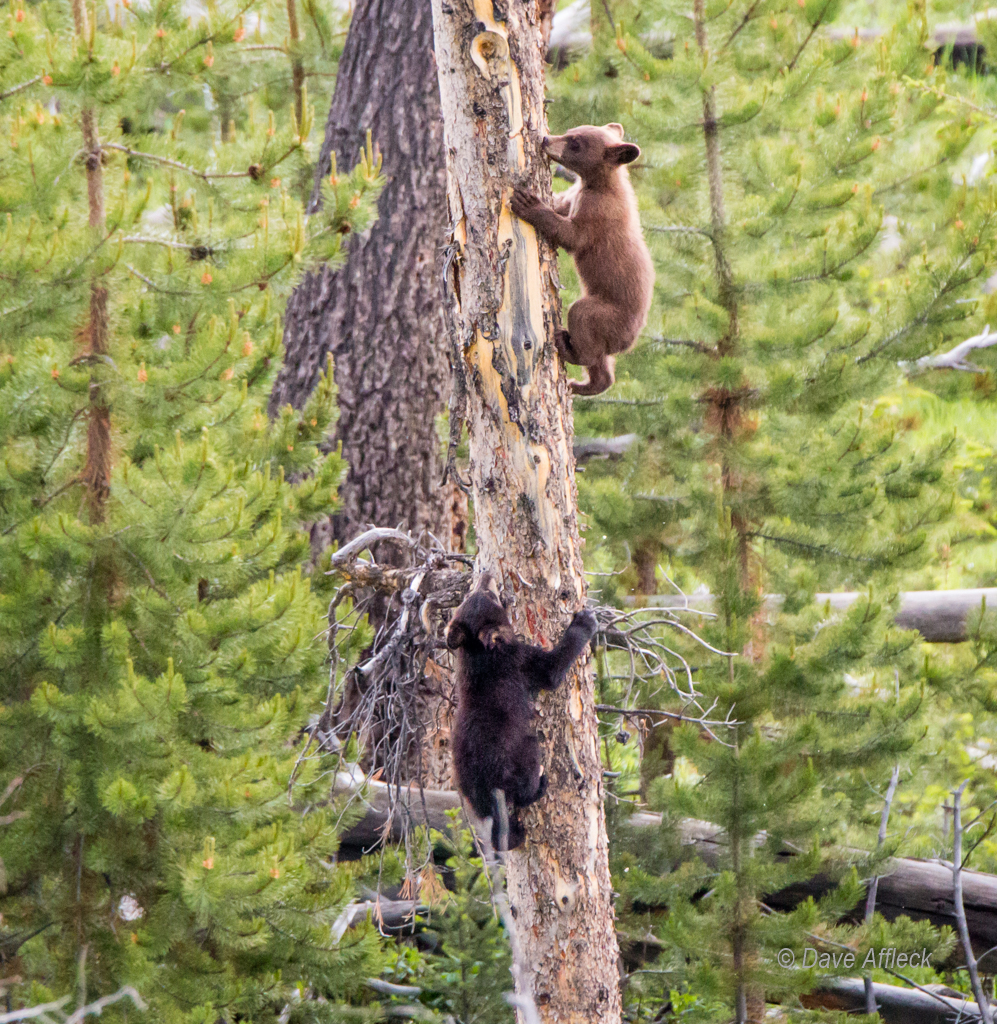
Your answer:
[270,0,464,559]
[272,0,463,786]
[429,1,622,1021]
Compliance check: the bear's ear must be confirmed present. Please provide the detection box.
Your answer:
[604,122,625,138]
[446,619,471,650]
[604,142,640,165]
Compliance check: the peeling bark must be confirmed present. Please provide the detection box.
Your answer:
[428,2,622,1021]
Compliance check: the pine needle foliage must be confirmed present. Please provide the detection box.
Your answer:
[549,0,996,1017]
[421,832,514,1024]
[0,0,385,1016]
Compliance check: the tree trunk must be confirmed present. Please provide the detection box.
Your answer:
[270,0,463,562]
[272,0,464,786]
[428,2,622,1021]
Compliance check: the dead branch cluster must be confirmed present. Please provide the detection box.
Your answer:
[293,527,737,852]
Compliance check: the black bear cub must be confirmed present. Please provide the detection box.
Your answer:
[447,573,598,851]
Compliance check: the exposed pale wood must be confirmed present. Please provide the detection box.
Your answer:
[905,325,997,373]
[829,16,996,49]
[636,589,997,643]
[331,897,428,940]
[327,528,416,568]
[428,0,622,1018]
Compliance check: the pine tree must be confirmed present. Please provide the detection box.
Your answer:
[419,829,514,1024]
[548,0,997,1018]
[0,0,387,1015]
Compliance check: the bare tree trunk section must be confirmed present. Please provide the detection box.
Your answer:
[429,3,622,1022]
[270,0,461,562]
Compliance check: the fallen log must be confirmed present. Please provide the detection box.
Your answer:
[636,589,997,643]
[330,897,427,942]
[627,811,997,970]
[339,896,991,1021]
[829,13,996,52]
[335,776,468,852]
[573,434,639,462]
[550,3,993,68]
[334,781,997,967]
[803,977,987,1023]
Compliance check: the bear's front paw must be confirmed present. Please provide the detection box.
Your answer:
[511,187,542,220]
[572,608,598,637]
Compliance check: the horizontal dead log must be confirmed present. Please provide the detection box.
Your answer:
[366,978,423,998]
[551,6,991,68]
[336,778,469,852]
[331,897,427,941]
[627,811,997,969]
[327,527,997,643]
[804,977,987,1022]
[335,782,997,966]
[636,589,997,643]
[830,17,994,49]
[573,434,639,462]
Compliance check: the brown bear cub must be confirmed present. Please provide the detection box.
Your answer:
[447,573,598,851]
[511,123,654,396]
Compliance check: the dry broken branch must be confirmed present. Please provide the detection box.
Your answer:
[327,527,418,568]
[902,325,997,374]
[865,765,901,1015]
[0,986,146,1024]
[952,782,995,1024]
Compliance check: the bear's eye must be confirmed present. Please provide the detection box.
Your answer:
[568,138,581,151]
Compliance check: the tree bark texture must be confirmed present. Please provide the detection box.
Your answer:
[272,0,464,787]
[271,0,465,560]
[429,3,622,1022]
